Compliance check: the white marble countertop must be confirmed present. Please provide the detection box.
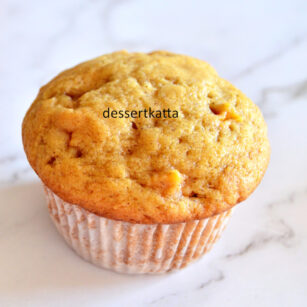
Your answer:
[1,0,307,306]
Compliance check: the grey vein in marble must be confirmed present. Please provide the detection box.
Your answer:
[0,167,32,185]
[226,188,307,260]
[147,270,225,306]
[0,154,21,164]
[232,34,307,80]
[258,79,307,118]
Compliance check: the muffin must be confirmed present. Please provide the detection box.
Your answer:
[22,51,270,273]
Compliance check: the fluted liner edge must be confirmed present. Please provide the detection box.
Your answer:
[44,186,232,274]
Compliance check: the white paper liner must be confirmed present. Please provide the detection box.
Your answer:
[44,186,232,274]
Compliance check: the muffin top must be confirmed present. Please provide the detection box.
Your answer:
[22,51,270,224]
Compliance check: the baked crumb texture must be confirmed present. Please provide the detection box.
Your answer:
[22,51,270,223]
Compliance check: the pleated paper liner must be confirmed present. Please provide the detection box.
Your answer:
[44,186,232,274]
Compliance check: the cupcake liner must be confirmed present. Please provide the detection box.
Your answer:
[44,186,232,274]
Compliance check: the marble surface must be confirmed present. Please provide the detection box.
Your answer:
[0,0,307,306]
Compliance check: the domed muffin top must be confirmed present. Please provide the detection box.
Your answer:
[22,51,270,224]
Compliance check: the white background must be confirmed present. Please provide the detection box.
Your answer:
[0,0,307,306]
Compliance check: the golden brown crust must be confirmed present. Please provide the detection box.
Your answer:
[22,51,270,224]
